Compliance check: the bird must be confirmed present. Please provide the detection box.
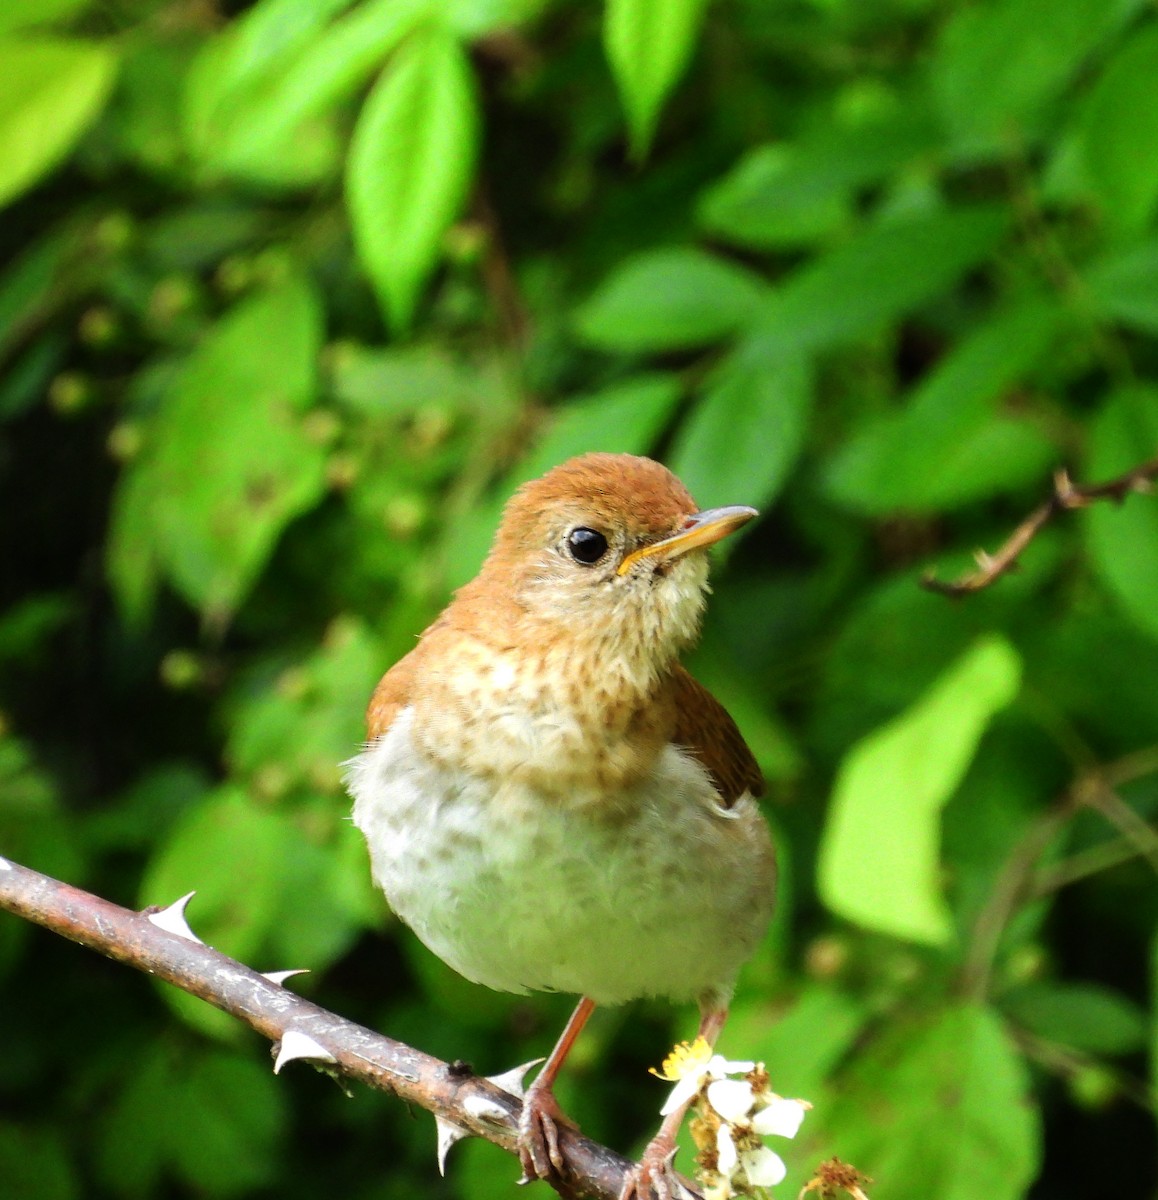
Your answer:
[346,452,776,1199]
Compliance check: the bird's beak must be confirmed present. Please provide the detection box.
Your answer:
[617,505,758,576]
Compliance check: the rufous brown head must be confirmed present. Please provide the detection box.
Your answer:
[476,453,756,664]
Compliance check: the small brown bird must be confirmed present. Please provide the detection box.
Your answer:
[347,453,775,1198]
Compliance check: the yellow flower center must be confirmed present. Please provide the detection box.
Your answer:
[650,1036,713,1082]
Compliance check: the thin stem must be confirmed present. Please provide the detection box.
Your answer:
[923,458,1158,597]
[961,748,1158,998]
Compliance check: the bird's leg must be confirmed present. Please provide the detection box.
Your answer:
[620,1006,729,1200]
[518,995,596,1183]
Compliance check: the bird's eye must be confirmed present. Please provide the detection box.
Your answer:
[566,527,609,565]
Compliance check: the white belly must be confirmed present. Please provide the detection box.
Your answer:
[347,707,775,1008]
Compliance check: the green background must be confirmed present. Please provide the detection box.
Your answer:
[1,0,1157,1197]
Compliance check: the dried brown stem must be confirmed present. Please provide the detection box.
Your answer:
[961,748,1158,1000]
[0,855,646,1200]
[922,456,1158,597]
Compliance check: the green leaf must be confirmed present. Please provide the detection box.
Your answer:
[170,1050,287,1193]
[0,738,80,879]
[216,0,432,168]
[0,35,119,210]
[0,0,91,35]
[139,787,298,1039]
[97,1043,286,1196]
[1152,930,1158,1095]
[697,107,940,250]
[818,636,1021,944]
[824,300,1063,514]
[815,1004,1041,1200]
[933,0,1143,161]
[184,0,358,184]
[1003,982,1148,1055]
[1087,239,1158,333]
[726,984,869,1101]
[105,459,159,625]
[575,247,768,353]
[442,0,553,36]
[347,27,478,334]
[669,353,811,511]
[1084,386,1158,643]
[443,373,683,587]
[604,0,709,158]
[328,340,480,416]
[185,0,356,132]
[107,276,326,625]
[0,226,78,363]
[0,1123,77,1200]
[741,207,1007,362]
[227,616,384,795]
[1077,23,1158,236]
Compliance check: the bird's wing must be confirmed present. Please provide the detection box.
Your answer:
[670,665,765,806]
[365,643,424,739]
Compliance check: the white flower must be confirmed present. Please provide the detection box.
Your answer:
[716,1124,788,1188]
[706,1077,759,1122]
[706,1076,810,1138]
[752,1096,808,1140]
[652,1038,755,1115]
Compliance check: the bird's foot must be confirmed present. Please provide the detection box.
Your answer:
[619,1135,696,1200]
[517,1081,578,1184]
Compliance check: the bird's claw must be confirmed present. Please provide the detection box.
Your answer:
[517,1083,575,1183]
[619,1142,697,1200]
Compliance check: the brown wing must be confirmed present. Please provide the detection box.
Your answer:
[670,665,764,806]
[365,643,425,739]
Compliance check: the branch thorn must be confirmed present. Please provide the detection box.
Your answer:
[262,968,310,987]
[435,1115,472,1175]
[485,1057,544,1102]
[145,892,202,943]
[273,1029,337,1074]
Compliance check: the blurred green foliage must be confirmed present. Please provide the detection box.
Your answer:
[1,0,1157,1197]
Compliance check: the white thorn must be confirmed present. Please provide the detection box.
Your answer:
[274,1030,336,1074]
[146,892,202,943]
[262,968,310,986]
[485,1058,544,1101]
[463,1093,509,1126]
[435,1115,470,1175]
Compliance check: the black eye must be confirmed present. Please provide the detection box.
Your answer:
[566,527,609,565]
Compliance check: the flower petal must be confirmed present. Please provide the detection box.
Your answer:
[710,1054,756,1076]
[660,1071,704,1115]
[741,1145,788,1187]
[716,1125,739,1176]
[752,1097,808,1140]
[706,1078,756,1122]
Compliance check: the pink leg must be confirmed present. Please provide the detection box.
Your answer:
[619,1005,729,1200]
[518,996,596,1182]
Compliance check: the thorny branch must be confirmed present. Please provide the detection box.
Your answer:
[0,854,641,1200]
[922,455,1158,597]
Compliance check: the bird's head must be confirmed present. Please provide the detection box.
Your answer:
[478,453,756,675]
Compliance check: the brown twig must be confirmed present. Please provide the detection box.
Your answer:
[1029,745,1158,895]
[960,748,1158,1000]
[1010,1027,1156,1111]
[473,183,531,353]
[922,456,1158,597]
[0,855,649,1200]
